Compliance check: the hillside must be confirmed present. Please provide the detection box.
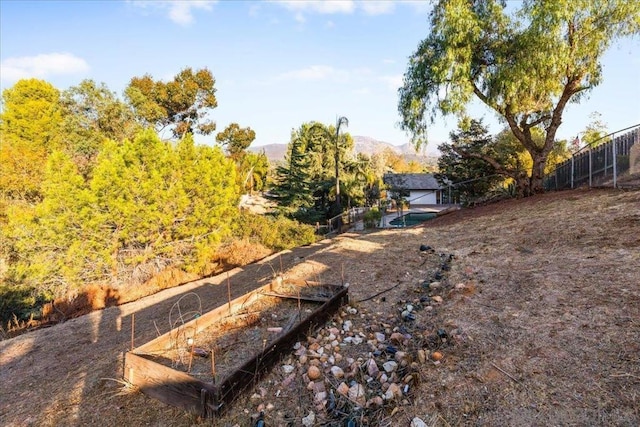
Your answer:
[1,188,639,426]
[248,135,440,165]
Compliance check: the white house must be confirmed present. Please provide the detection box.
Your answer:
[383,173,446,206]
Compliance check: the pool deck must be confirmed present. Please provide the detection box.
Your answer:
[379,204,458,228]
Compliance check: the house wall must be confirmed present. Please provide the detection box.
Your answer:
[409,190,437,205]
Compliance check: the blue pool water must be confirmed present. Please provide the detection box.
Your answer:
[389,212,437,227]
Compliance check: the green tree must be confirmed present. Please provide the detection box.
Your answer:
[580,111,611,148]
[0,79,63,201]
[238,151,269,193]
[331,116,349,211]
[90,130,238,277]
[304,119,355,217]
[216,123,256,160]
[60,79,139,174]
[174,135,240,272]
[4,130,240,294]
[269,127,316,220]
[438,120,520,202]
[125,67,217,138]
[341,154,373,208]
[4,151,105,294]
[399,0,640,195]
[268,120,356,221]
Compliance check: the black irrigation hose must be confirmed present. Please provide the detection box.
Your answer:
[356,283,400,303]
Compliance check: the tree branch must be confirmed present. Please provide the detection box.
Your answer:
[472,83,502,114]
[545,76,581,147]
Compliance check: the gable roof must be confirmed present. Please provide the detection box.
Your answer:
[383,173,442,190]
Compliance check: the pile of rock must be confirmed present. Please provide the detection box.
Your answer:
[252,246,469,425]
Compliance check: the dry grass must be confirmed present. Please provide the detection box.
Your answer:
[1,188,639,426]
[2,238,273,337]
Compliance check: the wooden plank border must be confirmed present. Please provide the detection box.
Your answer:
[213,285,348,415]
[124,283,348,418]
[134,281,273,355]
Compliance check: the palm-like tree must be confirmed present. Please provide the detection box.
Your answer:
[333,116,349,211]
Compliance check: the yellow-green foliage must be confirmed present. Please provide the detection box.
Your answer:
[235,212,317,251]
[2,130,240,297]
[0,79,63,201]
[363,208,382,229]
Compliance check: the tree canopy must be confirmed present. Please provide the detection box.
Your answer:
[4,130,239,294]
[399,0,640,195]
[216,123,256,160]
[0,72,319,327]
[125,67,217,138]
[60,79,139,174]
[580,111,611,148]
[0,79,63,201]
[268,121,359,222]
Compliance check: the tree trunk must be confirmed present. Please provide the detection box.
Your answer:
[530,151,549,195]
[513,172,529,198]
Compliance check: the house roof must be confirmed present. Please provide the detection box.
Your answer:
[383,173,443,190]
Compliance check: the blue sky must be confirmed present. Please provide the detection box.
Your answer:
[1,0,639,155]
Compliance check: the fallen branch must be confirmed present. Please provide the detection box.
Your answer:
[490,362,521,384]
[610,373,640,380]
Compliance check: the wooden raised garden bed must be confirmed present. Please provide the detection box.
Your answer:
[123,278,349,418]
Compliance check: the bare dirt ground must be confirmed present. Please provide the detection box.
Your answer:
[1,187,639,426]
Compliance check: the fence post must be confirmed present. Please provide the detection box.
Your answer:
[612,132,617,188]
[604,143,608,177]
[570,155,575,189]
[588,148,592,187]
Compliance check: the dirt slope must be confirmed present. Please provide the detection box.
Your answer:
[1,188,639,426]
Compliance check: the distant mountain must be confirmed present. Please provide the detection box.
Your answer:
[248,144,288,162]
[248,135,440,164]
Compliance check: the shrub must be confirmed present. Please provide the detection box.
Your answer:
[0,283,46,325]
[363,208,382,229]
[235,212,317,251]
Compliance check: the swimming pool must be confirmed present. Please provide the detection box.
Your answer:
[389,212,437,227]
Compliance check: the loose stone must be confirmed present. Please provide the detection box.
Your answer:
[337,382,349,396]
[330,366,345,378]
[301,411,315,427]
[383,361,398,373]
[307,365,321,381]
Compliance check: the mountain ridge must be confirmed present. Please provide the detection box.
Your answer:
[248,135,440,163]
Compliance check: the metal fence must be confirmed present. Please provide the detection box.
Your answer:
[544,124,640,190]
[318,206,373,236]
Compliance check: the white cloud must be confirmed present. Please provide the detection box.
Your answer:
[294,12,306,23]
[129,1,216,25]
[0,52,89,83]
[274,0,356,14]
[359,0,395,15]
[398,0,432,15]
[272,0,399,18]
